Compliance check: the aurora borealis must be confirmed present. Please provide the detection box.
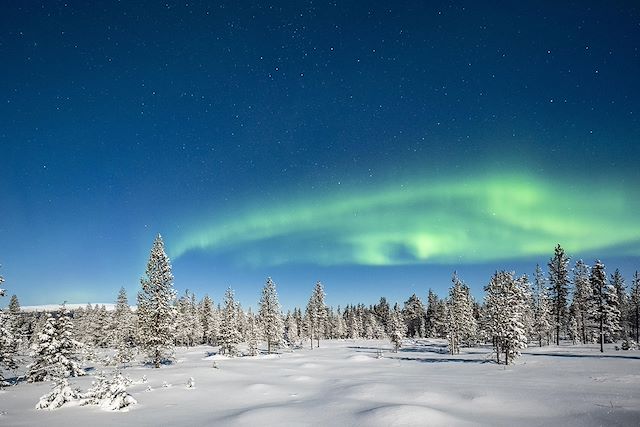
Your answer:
[1,1,639,308]
[171,171,640,267]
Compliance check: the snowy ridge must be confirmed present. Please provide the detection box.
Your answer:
[21,304,117,312]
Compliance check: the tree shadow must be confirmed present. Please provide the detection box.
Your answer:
[528,352,640,360]
[393,356,493,364]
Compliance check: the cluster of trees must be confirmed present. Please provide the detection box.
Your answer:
[2,240,640,383]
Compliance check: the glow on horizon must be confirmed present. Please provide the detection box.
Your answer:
[170,172,640,267]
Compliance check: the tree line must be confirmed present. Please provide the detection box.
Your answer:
[2,237,640,386]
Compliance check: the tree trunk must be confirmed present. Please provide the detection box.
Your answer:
[636,305,640,344]
[600,317,604,353]
[268,340,271,354]
[556,310,560,346]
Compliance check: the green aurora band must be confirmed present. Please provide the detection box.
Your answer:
[171,172,640,266]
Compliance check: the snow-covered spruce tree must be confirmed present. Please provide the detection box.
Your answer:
[572,260,591,344]
[93,305,112,348]
[305,281,327,349]
[8,294,26,349]
[199,295,218,345]
[402,294,427,338]
[589,260,620,352]
[27,307,84,382]
[219,287,242,356]
[176,290,202,347]
[36,377,81,410]
[548,244,570,345]
[610,269,627,340]
[112,287,136,367]
[373,297,391,334]
[137,234,177,368]
[81,370,137,411]
[28,313,58,382]
[0,273,19,386]
[631,271,640,344]
[532,264,552,346]
[446,272,477,354]
[258,277,284,354]
[246,313,259,356]
[389,307,406,352]
[484,271,528,365]
[518,275,535,344]
[54,306,84,377]
[284,311,298,345]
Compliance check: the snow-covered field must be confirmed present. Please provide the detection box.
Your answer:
[1,339,639,426]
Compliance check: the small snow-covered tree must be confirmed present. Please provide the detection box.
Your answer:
[589,260,620,352]
[548,244,570,345]
[81,370,137,411]
[485,271,528,365]
[305,281,327,348]
[137,234,177,368]
[219,287,242,356]
[258,277,284,354]
[36,377,81,410]
[389,307,406,352]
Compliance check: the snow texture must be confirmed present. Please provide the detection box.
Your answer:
[2,339,638,425]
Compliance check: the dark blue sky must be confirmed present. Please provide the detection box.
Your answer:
[2,1,639,310]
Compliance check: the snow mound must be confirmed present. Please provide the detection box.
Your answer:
[348,354,374,362]
[358,404,474,427]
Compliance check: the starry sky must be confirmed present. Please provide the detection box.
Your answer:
[1,1,639,310]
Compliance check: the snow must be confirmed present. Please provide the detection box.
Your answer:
[1,339,639,426]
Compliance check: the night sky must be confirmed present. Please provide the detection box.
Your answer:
[2,1,639,310]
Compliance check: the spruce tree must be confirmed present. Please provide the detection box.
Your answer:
[199,295,218,345]
[137,234,177,368]
[27,306,84,382]
[572,260,591,343]
[484,271,528,365]
[389,307,406,352]
[446,272,477,354]
[219,287,241,356]
[258,277,284,354]
[402,294,427,338]
[176,290,202,347]
[548,244,570,345]
[0,272,19,385]
[630,271,640,344]
[533,265,552,346]
[246,314,259,356]
[589,260,620,352]
[112,288,135,367]
[610,269,627,340]
[305,281,327,348]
